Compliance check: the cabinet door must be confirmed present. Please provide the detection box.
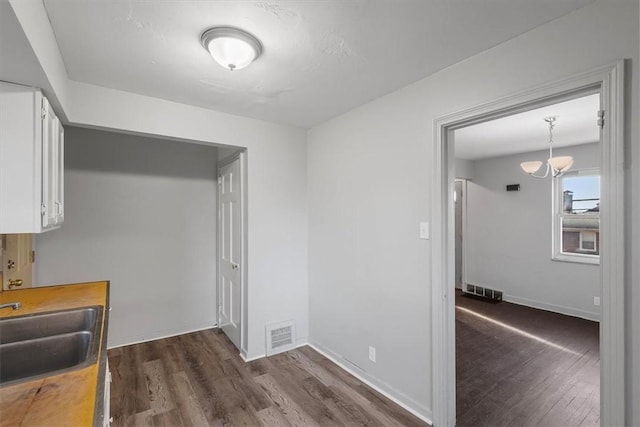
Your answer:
[103,360,112,426]
[55,119,64,224]
[0,83,63,234]
[41,98,58,229]
[2,234,33,290]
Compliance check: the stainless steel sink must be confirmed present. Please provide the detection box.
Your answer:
[0,306,103,386]
[0,306,99,344]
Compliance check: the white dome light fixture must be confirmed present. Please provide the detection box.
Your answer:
[201,26,263,71]
[520,116,573,179]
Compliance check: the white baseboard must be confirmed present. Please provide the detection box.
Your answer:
[240,351,265,362]
[505,294,600,322]
[240,337,309,362]
[307,340,432,425]
[108,323,217,349]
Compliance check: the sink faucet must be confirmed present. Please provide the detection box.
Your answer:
[0,302,21,310]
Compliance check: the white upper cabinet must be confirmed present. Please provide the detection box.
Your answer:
[0,82,64,233]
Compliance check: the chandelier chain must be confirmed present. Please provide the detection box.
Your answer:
[545,116,556,159]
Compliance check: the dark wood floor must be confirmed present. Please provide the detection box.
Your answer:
[107,329,427,426]
[455,290,599,427]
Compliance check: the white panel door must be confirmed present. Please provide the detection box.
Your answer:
[218,157,242,349]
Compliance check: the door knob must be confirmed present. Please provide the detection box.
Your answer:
[231,263,239,270]
[8,279,23,289]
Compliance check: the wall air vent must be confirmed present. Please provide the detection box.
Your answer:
[464,283,503,302]
[265,320,296,356]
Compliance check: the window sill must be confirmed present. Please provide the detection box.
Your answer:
[552,253,600,265]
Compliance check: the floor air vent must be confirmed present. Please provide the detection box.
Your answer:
[266,320,296,356]
[465,284,503,302]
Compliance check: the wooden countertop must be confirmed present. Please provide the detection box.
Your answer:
[0,281,109,427]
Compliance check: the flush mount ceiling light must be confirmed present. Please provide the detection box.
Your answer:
[201,26,262,71]
[520,116,574,179]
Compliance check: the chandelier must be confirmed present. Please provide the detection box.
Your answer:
[520,116,573,178]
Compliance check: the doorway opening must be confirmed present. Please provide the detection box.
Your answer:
[431,62,625,427]
[453,93,601,426]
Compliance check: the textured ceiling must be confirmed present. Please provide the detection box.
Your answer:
[455,94,600,160]
[43,0,593,128]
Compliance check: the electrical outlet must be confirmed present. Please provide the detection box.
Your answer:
[368,345,376,362]
[594,296,601,307]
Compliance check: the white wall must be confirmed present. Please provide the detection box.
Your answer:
[464,143,600,320]
[65,83,310,359]
[6,0,70,118]
[56,91,308,358]
[34,127,218,347]
[455,158,475,180]
[308,1,638,420]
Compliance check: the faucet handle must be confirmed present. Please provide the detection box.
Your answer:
[0,302,21,310]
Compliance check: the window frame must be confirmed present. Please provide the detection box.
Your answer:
[552,167,600,265]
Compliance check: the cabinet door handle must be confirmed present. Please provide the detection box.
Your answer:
[8,279,23,289]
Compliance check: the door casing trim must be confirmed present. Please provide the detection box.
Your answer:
[431,61,626,427]
[454,179,468,291]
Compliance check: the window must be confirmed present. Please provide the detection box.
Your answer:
[553,169,600,264]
